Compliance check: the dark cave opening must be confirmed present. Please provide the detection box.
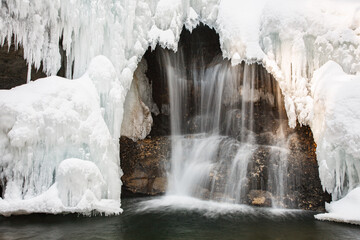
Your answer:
[144,23,223,137]
[0,178,5,199]
[0,37,67,90]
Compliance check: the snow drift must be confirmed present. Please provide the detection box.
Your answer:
[0,0,360,222]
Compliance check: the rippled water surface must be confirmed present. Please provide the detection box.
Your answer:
[1,197,359,240]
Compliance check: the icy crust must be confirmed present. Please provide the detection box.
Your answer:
[0,56,123,216]
[315,187,360,225]
[311,61,360,201]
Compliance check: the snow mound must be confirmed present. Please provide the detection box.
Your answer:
[0,56,123,216]
[57,158,105,208]
[315,187,360,225]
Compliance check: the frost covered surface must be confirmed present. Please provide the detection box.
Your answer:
[0,56,123,215]
[315,187,360,225]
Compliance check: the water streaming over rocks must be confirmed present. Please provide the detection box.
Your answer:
[120,26,329,211]
[159,45,299,208]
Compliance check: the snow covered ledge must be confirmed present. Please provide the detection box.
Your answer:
[0,56,123,216]
[311,61,360,225]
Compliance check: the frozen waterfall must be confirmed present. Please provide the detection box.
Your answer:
[0,0,359,224]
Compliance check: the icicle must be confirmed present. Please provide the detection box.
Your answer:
[27,63,31,83]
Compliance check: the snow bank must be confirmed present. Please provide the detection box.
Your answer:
[0,56,123,216]
[315,187,360,225]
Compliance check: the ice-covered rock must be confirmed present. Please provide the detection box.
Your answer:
[0,56,123,215]
[121,58,159,141]
[311,61,360,224]
[311,61,360,200]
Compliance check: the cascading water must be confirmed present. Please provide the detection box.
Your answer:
[157,43,300,208]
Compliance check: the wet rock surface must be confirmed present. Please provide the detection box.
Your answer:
[120,124,329,211]
[248,190,273,207]
[120,136,170,197]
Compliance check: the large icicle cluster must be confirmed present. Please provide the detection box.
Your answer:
[0,56,123,215]
[0,0,360,220]
[1,0,359,126]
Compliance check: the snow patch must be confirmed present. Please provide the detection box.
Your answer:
[315,187,360,225]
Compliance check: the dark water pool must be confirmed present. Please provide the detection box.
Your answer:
[0,197,359,240]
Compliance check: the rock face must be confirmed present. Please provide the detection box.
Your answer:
[120,136,170,196]
[247,125,330,211]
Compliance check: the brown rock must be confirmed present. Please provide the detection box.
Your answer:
[248,190,272,207]
[120,136,170,196]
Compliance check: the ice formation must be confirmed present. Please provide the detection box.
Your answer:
[0,0,359,221]
[311,61,360,224]
[1,0,359,129]
[311,61,360,200]
[0,56,123,215]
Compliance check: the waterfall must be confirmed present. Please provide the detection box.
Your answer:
[158,45,299,208]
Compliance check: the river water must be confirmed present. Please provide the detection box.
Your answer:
[1,197,359,240]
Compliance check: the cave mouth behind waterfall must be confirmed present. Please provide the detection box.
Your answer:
[121,24,330,210]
